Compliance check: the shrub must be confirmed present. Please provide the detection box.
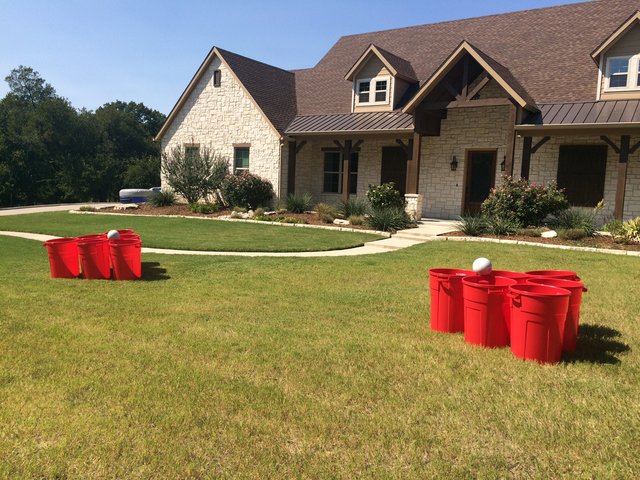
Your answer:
[559,228,587,241]
[148,189,176,207]
[285,192,313,213]
[488,217,520,236]
[481,177,569,227]
[276,216,307,224]
[347,215,365,226]
[622,217,640,242]
[220,172,274,209]
[315,203,339,220]
[456,215,488,236]
[123,155,161,189]
[518,227,543,237]
[254,207,265,217]
[318,213,335,224]
[78,205,97,212]
[339,197,370,217]
[603,219,625,237]
[189,202,218,214]
[366,183,405,210]
[552,208,597,237]
[161,146,229,204]
[232,206,247,213]
[366,207,413,232]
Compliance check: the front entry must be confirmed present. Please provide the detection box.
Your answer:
[381,146,408,195]
[463,150,497,214]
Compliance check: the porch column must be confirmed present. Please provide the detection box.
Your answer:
[406,132,422,194]
[504,103,518,176]
[287,140,306,195]
[521,137,532,180]
[614,135,630,220]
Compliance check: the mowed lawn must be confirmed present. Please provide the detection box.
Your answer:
[0,236,639,478]
[0,212,383,252]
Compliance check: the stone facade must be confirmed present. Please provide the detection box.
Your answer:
[160,56,284,197]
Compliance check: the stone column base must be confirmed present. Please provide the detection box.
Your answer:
[405,194,424,221]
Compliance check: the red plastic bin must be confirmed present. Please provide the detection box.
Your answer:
[116,229,134,235]
[527,277,587,352]
[490,270,530,284]
[462,275,517,347]
[43,238,79,278]
[525,270,580,281]
[508,284,571,364]
[110,239,142,280]
[429,268,472,333]
[78,237,111,280]
[117,233,141,243]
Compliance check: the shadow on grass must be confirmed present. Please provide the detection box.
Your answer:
[140,262,170,281]
[564,324,630,365]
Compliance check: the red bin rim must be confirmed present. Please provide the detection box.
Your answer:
[429,268,473,278]
[509,284,571,297]
[527,277,586,291]
[462,275,517,288]
[43,237,78,246]
[525,270,579,279]
[490,270,529,280]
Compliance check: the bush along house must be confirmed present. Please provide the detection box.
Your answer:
[155,0,640,220]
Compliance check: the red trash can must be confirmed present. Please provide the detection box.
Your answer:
[117,229,134,235]
[118,233,141,243]
[525,270,580,281]
[110,239,142,280]
[508,284,571,364]
[527,278,587,352]
[429,268,472,333]
[43,238,79,278]
[462,275,517,347]
[490,270,530,284]
[77,233,107,242]
[78,238,111,280]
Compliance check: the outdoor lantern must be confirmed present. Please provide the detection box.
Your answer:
[500,156,506,171]
[450,156,458,171]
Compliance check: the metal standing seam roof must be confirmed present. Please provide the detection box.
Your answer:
[521,100,640,126]
[285,111,414,135]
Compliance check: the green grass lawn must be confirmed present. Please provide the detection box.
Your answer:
[1,236,639,478]
[0,212,383,252]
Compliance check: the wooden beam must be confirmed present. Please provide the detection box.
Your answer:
[295,140,306,155]
[600,135,621,154]
[521,136,532,180]
[442,81,461,100]
[422,98,513,110]
[466,75,490,101]
[504,103,517,176]
[406,132,422,194]
[614,135,630,219]
[396,139,410,155]
[531,136,551,154]
[287,141,297,195]
[341,140,352,201]
[352,139,364,150]
[461,55,469,100]
[630,139,640,155]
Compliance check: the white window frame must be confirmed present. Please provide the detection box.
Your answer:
[604,55,640,91]
[355,76,391,105]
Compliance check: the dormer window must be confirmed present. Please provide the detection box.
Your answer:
[605,55,640,91]
[355,76,390,105]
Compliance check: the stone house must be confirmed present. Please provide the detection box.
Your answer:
[155,0,640,220]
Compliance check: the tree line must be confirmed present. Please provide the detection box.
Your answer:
[0,66,166,206]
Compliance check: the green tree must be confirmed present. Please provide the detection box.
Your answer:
[4,66,56,105]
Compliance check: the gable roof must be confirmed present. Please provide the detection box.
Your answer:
[403,40,537,113]
[344,44,417,82]
[294,0,640,116]
[155,47,296,141]
[592,10,640,61]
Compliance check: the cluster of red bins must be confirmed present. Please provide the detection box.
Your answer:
[43,229,142,280]
[429,268,587,364]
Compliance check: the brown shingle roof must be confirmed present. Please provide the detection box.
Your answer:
[370,45,418,82]
[216,48,297,134]
[294,0,640,115]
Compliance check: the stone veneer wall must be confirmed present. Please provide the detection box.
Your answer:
[161,56,284,197]
[294,137,411,204]
[418,105,511,219]
[512,135,640,220]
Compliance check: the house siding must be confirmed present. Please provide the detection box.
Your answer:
[161,57,284,198]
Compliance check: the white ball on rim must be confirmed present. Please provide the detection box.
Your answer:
[107,229,120,240]
[472,257,493,275]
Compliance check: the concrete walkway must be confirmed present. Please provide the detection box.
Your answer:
[0,203,117,216]
[0,220,458,257]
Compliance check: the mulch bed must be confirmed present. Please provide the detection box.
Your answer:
[444,231,640,251]
[96,204,372,230]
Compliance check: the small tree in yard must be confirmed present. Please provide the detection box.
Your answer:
[161,146,229,204]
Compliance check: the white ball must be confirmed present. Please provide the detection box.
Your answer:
[107,229,120,240]
[472,257,493,275]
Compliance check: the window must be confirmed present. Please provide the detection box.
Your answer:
[213,70,221,87]
[604,55,640,91]
[355,76,390,105]
[557,145,607,207]
[323,151,358,194]
[184,144,200,160]
[234,147,250,174]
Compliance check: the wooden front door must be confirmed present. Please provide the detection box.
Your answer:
[463,150,497,214]
[381,146,408,195]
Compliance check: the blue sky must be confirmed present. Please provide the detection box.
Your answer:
[0,0,584,114]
